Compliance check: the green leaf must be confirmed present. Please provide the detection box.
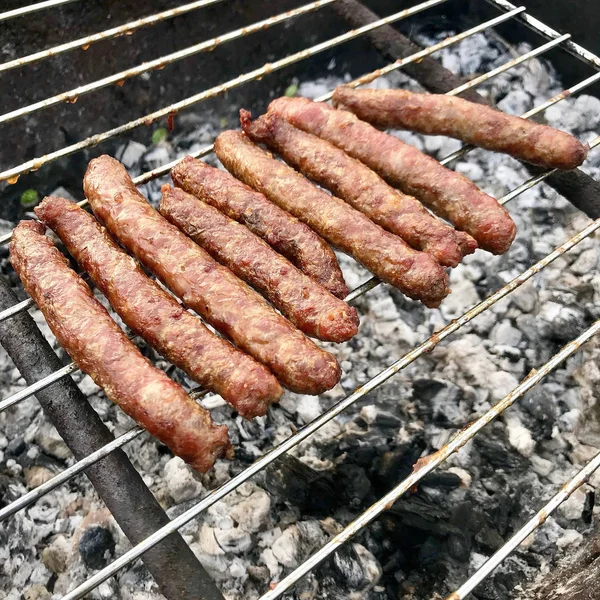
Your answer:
[20,189,39,208]
[152,128,168,144]
[284,83,298,97]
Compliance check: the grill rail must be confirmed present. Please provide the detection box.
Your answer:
[2,1,600,599]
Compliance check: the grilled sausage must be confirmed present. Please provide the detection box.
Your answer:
[171,156,347,298]
[35,196,283,419]
[215,125,450,308]
[159,185,358,343]
[268,97,516,255]
[84,155,341,395]
[241,110,477,268]
[333,86,587,170]
[9,220,232,472]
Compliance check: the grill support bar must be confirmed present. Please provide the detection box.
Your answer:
[57,214,600,600]
[0,274,224,600]
[259,319,600,599]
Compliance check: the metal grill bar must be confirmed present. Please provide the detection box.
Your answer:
[0,0,79,23]
[0,0,225,74]
[0,3,521,184]
[259,319,600,599]
[447,451,600,600]
[0,0,339,126]
[58,215,600,600]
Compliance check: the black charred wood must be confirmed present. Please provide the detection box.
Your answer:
[263,454,337,515]
[0,274,223,600]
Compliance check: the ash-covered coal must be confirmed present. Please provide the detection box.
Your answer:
[1,30,600,600]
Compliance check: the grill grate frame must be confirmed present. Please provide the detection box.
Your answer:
[1,1,600,599]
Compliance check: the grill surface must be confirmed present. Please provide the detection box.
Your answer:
[1,1,600,599]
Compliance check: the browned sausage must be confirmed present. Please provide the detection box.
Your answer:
[171,156,348,298]
[241,110,477,268]
[84,155,341,395]
[268,97,516,255]
[9,220,232,472]
[333,86,587,170]
[35,195,283,419]
[215,126,450,308]
[159,185,358,343]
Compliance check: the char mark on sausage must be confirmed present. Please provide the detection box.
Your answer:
[35,195,283,419]
[216,121,450,308]
[241,109,477,268]
[171,156,348,298]
[333,86,587,170]
[83,155,341,396]
[268,96,516,255]
[159,185,358,343]
[9,220,232,473]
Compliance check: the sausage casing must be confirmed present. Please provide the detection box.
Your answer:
[84,155,341,395]
[241,110,477,268]
[35,195,283,419]
[9,220,231,472]
[159,185,358,343]
[215,126,450,308]
[333,86,587,170]
[268,96,516,255]
[171,156,348,298]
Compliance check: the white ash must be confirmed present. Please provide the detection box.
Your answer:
[2,30,600,600]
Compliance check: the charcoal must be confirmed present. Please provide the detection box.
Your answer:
[333,463,372,507]
[475,526,505,553]
[78,526,115,570]
[263,455,336,515]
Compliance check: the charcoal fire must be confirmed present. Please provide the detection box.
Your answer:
[1,8,600,600]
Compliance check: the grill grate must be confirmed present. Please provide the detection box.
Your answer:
[1,0,600,599]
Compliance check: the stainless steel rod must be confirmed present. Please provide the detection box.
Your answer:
[0,0,225,74]
[58,215,600,600]
[447,450,600,600]
[0,0,79,23]
[0,0,338,126]
[260,318,600,599]
[0,2,518,185]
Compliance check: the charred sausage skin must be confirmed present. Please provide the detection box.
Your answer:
[333,86,587,170]
[242,110,477,268]
[215,125,450,308]
[171,156,348,298]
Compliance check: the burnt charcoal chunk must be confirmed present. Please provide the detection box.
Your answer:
[475,525,505,553]
[79,526,115,569]
[333,463,371,507]
[263,454,336,514]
